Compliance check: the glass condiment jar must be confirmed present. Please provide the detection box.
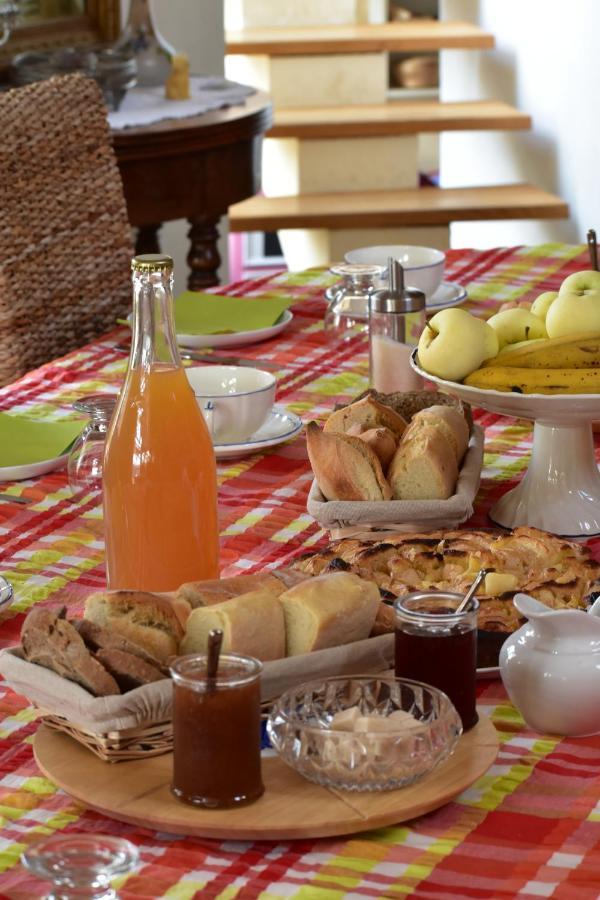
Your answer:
[103,254,220,592]
[324,263,385,340]
[67,395,117,495]
[369,257,426,392]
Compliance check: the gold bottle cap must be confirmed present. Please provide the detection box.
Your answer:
[131,254,173,272]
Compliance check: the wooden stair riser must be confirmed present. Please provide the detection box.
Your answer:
[278,226,449,271]
[263,135,419,196]
[227,0,387,29]
[226,52,388,107]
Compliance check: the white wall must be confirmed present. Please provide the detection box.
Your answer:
[440,0,600,248]
[121,0,227,290]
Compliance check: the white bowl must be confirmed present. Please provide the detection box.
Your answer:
[345,245,445,298]
[186,366,276,444]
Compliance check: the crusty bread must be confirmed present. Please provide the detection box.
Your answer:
[306,422,392,501]
[180,588,285,661]
[75,618,167,673]
[324,395,407,440]
[84,591,183,664]
[278,572,380,656]
[354,427,397,471]
[95,648,165,692]
[176,573,284,609]
[352,389,473,432]
[22,607,120,697]
[411,405,469,463]
[388,422,458,500]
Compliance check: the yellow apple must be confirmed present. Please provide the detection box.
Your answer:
[546,270,600,338]
[417,308,499,382]
[486,308,548,349]
[497,338,545,355]
[531,291,558,321]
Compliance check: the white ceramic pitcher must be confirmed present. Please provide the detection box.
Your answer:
[499,593,600,736]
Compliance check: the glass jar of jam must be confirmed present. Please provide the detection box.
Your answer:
[170,653,264,808]
[394,591,479,731]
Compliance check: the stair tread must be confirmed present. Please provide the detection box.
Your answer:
[226,21,495,55]
[229,184,568,231]
[269,100,531,138]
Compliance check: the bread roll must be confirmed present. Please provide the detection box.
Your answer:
[411,405,469,463]
[324,395,407,440]
[84,591,183,664]
[356,427,397,470]
[180,589,286,661]
[388,423,458,500]
[306,422,392,501]
[278,572,380,656]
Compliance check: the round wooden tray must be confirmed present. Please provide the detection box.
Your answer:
[34,715,498,841]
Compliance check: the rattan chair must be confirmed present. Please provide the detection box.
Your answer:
[0,73,133,386]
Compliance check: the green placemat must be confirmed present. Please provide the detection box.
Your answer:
[174,292,292,335]
[0,413,84,467]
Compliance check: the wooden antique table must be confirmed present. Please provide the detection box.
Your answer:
[112,90,272,290]
[2,245,600,897]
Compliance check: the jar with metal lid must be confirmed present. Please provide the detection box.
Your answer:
[369,258,426,392]
[324,263,385,341]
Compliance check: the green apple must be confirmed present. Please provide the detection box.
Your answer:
[531,291,558,321]
[486,308,548,349]
[417,308,499,382]
[546,270,600,338]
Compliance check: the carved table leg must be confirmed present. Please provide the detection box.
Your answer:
[187,215,221,290]
[135,223,162,255]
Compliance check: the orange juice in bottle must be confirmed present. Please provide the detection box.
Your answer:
[103,254,219,591]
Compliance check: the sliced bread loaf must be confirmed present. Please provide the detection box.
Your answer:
[324,395,407,439]
[411,404,469,463]
[388,422,458,500]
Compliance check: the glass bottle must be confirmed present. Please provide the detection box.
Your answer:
[103,254,219,592]
[114,0,175,88]
[369,257,426,392]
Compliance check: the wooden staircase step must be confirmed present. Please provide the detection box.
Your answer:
[269,101,531,139]
[226,21,495,56]
[229,184,568,232]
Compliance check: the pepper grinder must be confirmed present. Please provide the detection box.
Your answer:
[369,257,426,393]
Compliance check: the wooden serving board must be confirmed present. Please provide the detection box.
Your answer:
[34,715,499,841]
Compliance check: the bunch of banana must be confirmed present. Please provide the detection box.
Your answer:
[484,331,600,369]
[464,366,600,394]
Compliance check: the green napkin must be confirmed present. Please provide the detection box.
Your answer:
[174,292,292,335]
[0,413,85,467]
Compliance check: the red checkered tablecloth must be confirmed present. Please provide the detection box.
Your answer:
[1,244,600,899]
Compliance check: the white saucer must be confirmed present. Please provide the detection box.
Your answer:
[427,281,468,311]
[0,453,69,483]
[214,406,303,459]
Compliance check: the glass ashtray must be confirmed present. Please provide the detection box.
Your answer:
[267,676,462,792]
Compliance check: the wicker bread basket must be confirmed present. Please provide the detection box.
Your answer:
[0,636,395,762]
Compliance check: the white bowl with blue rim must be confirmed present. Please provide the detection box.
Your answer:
[186,365,276,445]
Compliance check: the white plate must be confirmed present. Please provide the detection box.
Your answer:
[214,406,303,459]
[126,309,294,350]
[426,281,468,311]
[0,453,69,483]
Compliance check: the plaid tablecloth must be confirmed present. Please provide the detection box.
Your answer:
[1,243,600,899]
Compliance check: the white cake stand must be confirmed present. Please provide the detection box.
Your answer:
[411,350,600,538]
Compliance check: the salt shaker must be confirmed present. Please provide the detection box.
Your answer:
[369,258,426,392]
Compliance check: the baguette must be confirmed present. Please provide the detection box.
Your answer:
[306,422,392,501]
[176,573,284,609]
[84,591,184,664]
[352,389,473,432]
[388,422,458,500]
[278,572,380,656]
[324,395,407,439]
[180,588,286,660]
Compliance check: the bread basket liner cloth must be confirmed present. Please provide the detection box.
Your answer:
[307,424,484,531]
[0,634,395,733]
